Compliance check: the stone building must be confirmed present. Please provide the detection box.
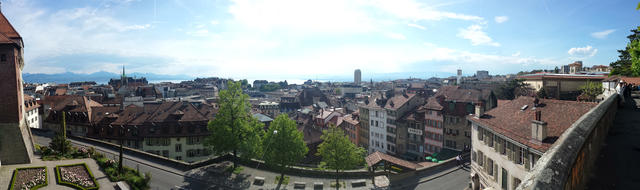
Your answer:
[88,101,217,163]
[0,9,35,165]
[421,97,445,155]
[467,97,596,190]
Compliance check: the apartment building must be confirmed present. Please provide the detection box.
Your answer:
[467,96,596,190]
[88,101,217,163]
[433,86,496,152]
[385,93,423,156]
[421,97,444,155]
[24,95,42,129]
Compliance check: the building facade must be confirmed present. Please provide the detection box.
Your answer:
[354,69,362,85]
[422,97,444,155]
[0,10,35,165]
[24,95,41,129]
[467,97,597,190]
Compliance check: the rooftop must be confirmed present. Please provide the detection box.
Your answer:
[468,96,597,152]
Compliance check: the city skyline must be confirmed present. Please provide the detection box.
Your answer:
[4,0,639,81]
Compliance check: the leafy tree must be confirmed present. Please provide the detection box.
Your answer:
[263,114,308,189]
[259,83,281,92]
[610,28,640,76]
[496,79,531,100]
[316,125,366,190]
[578,81,604,102]
[50,112,71,154]
[205,81,264,169]
[554,66,560,73]
[536,88,548,99]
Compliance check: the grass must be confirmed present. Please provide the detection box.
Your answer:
[274,176,290,185]
[330,181,346,188]
[224,165,244,174]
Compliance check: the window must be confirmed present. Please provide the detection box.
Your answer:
[176,144,182,152]
[500,139,506,155]
[176,156,182,160]
[472,151,477,162]
[516,147,523,164]
[449,102,455,111]
[0,54,6,62]
[487,158,494,176]
[478,151,484,166]
[502,168,508,190]
[162,150,169,157]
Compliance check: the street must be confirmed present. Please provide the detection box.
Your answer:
[32,132,470,190]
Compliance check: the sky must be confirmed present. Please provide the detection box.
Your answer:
[3,0,640,81]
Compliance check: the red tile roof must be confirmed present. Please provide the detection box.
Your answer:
[468,96,597,152]
[435,86,483,104]
[365,151,422,170]
[384,93,416,110]
[422,97,443,110]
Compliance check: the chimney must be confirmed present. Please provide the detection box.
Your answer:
[474,102,484,118]
[531,110,548,143]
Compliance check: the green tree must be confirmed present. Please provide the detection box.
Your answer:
[50,112,71,154]
[496,79,530,100]
[578,81,604,102]
[536,88,548,99]
[610,28,640,76]
[316,125,366,190]
[263,114,308,189]
[204,81,264,169]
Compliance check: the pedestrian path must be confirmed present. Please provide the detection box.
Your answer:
[586,91,640,189]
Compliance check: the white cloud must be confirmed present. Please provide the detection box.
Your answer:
[591,29,615,39]
[387,33,406,40]
[210,20,219,25]
[494,16,508,23]
[512,52,521,57]
[457,24,500,46]
[407,23,426,30]
[568,45,598,58]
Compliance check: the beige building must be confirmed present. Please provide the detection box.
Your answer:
[467,97,596,190]
[518,73,605,100]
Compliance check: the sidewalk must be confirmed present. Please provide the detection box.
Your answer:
[1,157,117,190]
[183,161,374,189]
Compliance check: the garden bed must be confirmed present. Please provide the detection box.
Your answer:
[56,163,99,190]
[8,166,48,190]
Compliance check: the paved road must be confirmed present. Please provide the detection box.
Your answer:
[32,133,209,190]
[32,132,471,190]
[414,168,470,190]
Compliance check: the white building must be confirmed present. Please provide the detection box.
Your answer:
[467,97,596,190]
[368,103,387,154]
[24,95,42,129]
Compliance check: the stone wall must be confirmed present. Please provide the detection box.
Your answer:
[517,94,617,190]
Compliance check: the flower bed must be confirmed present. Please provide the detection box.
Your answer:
[55,163,99,190]
[8,166,48,190]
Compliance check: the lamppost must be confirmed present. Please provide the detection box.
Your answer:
[119,125,130,174]
[256,130,277,169]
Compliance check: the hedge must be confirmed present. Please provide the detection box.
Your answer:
[55,163,100,190]
[8,166,48,190]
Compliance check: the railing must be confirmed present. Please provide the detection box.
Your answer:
[517,94,618,190]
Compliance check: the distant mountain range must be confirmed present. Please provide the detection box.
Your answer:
[23,71,192,84]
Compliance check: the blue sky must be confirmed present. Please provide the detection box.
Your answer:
[3,0,640,81]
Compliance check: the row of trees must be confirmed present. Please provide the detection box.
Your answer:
[495,78,602,102]
[204,81,365,189]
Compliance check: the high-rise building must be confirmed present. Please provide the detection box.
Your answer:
[354,69,361,85]
[457,69,463,85]
[0,9,35,165]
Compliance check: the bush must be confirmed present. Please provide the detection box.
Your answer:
[50,134,72,154]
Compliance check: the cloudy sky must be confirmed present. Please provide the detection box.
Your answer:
[3,0,639,81]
